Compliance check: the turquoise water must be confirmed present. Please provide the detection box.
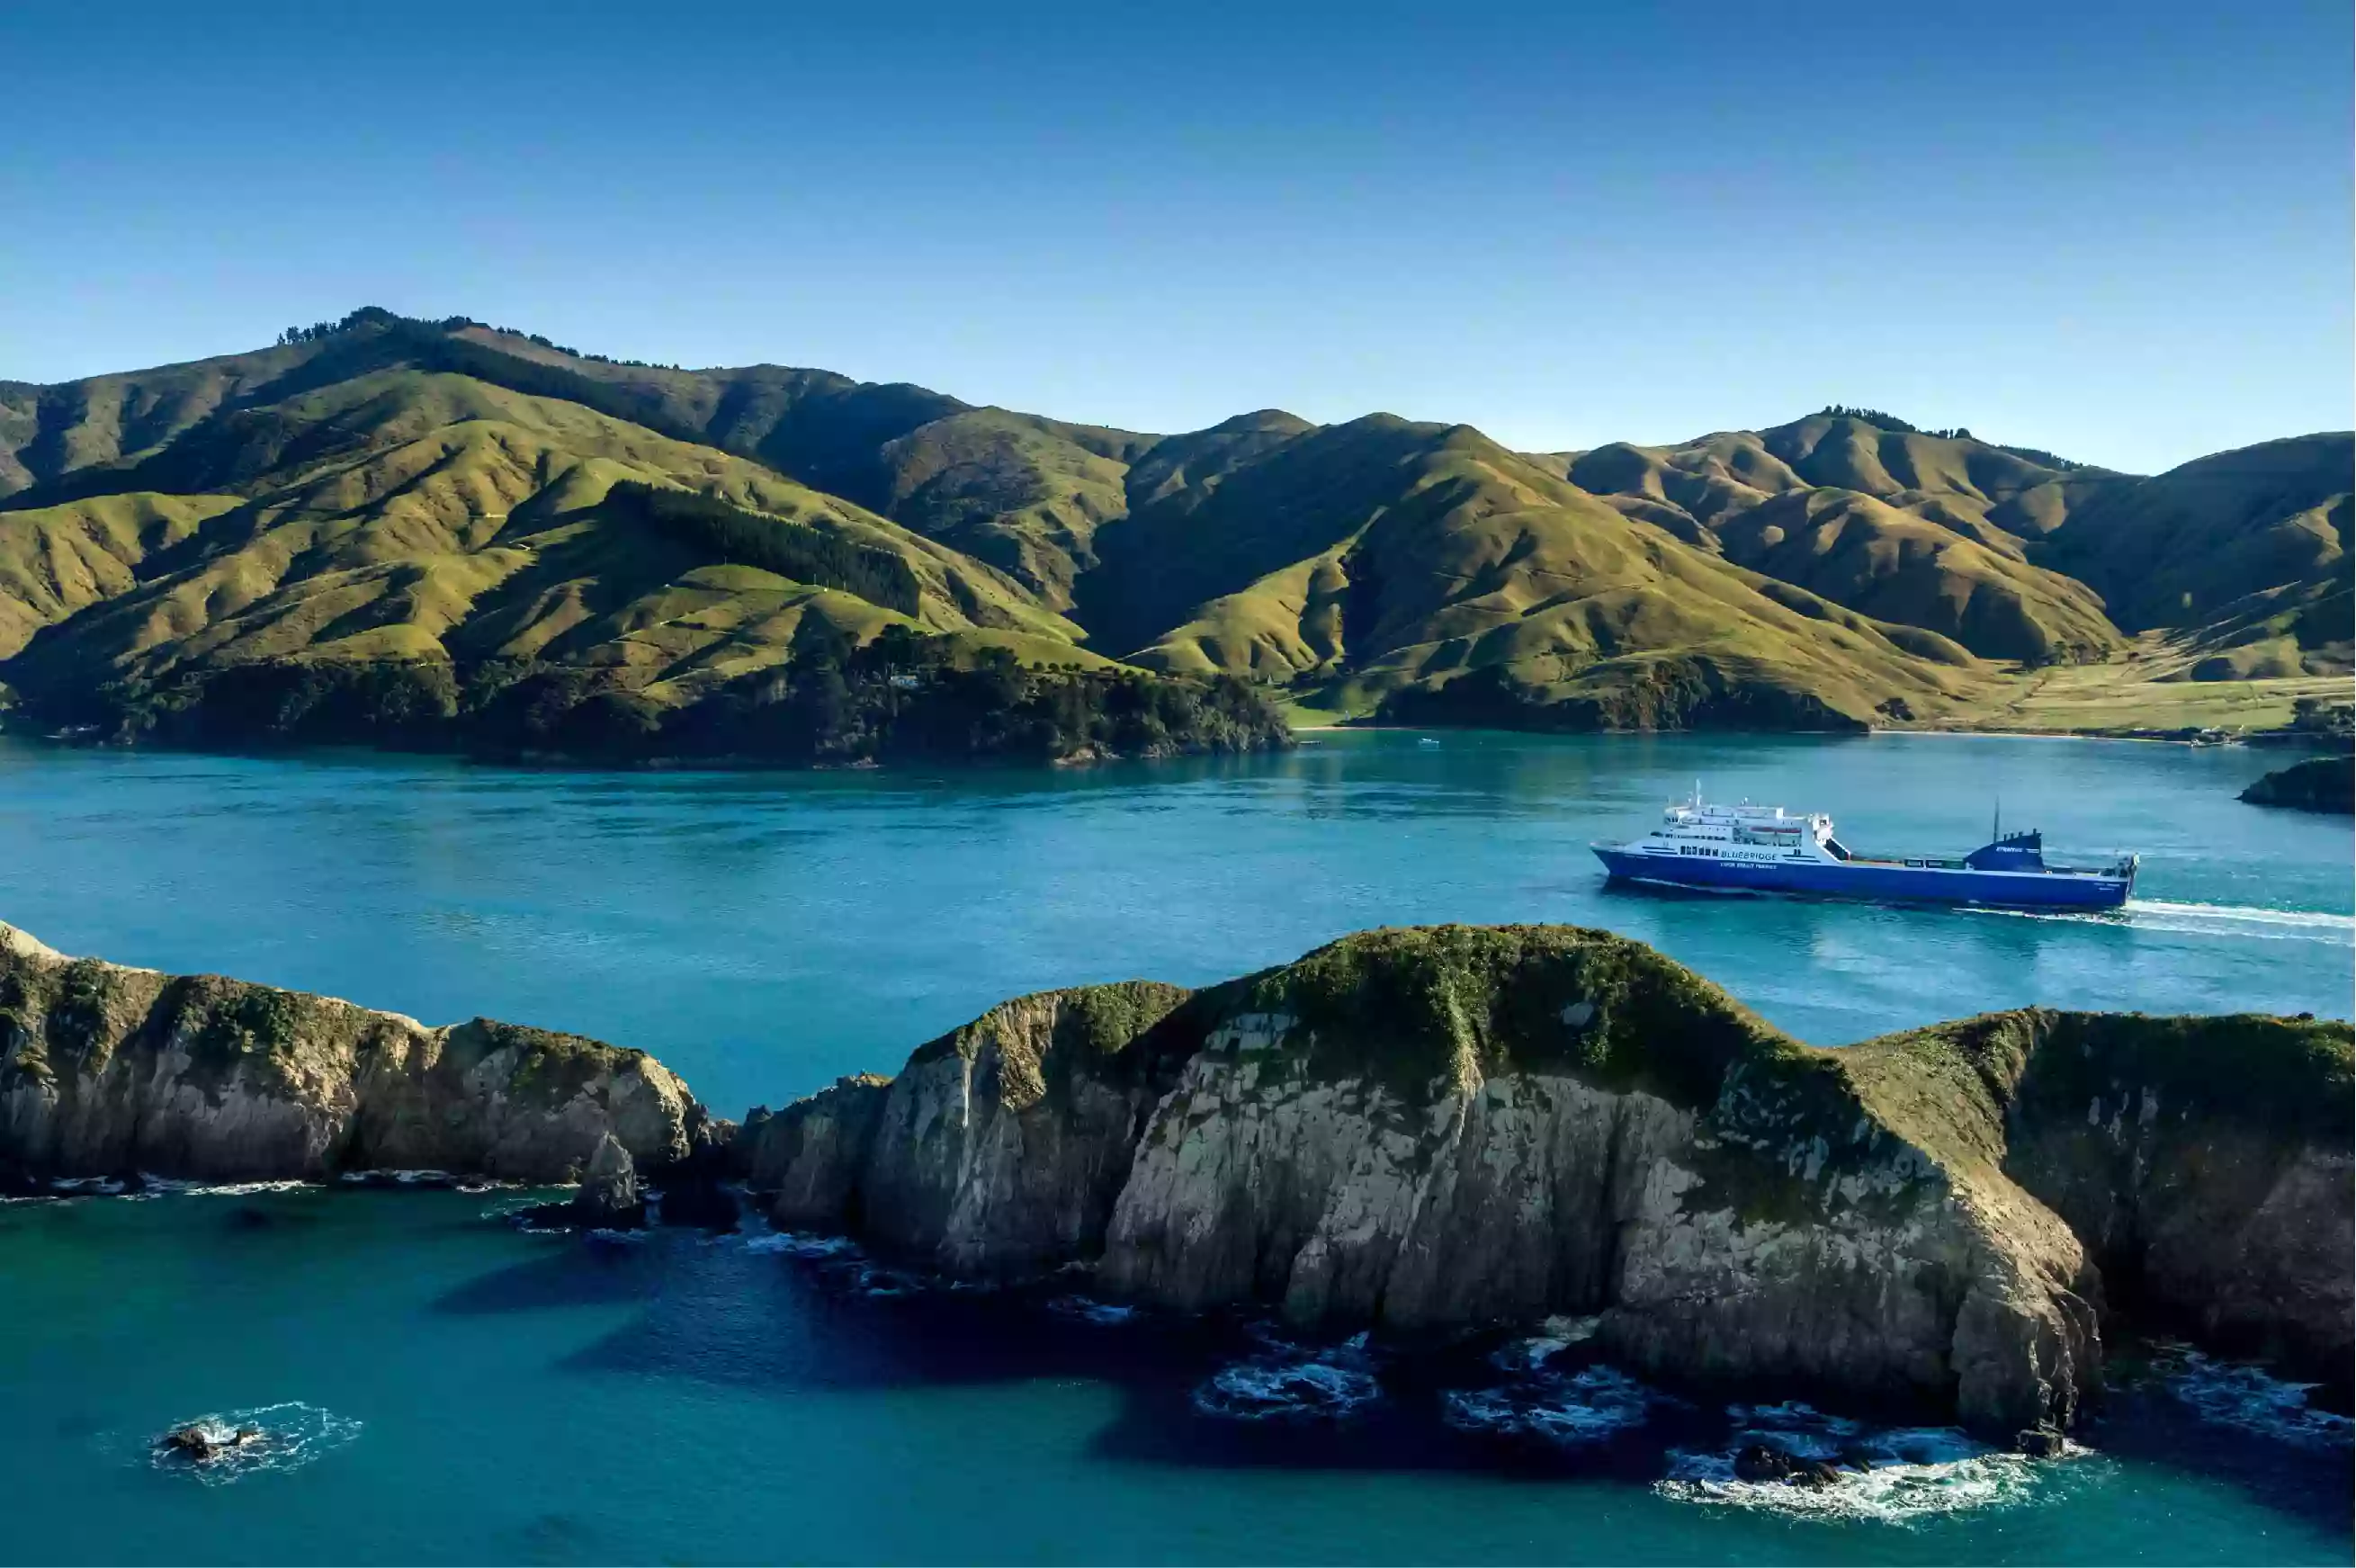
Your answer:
[1,730,2350,1564]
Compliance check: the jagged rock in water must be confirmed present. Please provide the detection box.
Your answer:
[740,923,2352,1435]
[741,1075,893,1229]
[651,1106,740,1229]
[572,1133,643,1228]
[0,922,696,1184]
[1733,1442,1842,1485]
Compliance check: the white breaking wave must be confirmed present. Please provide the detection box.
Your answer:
[142,1402,363,1487]
[729,1230,863,1259]
[1444,1364,1673,1445]
[1194,1331,1382,1422]
[1655,1402,2082,1524]
[1046,1295,1139,1325]
[2145,1343,2354,1447]
[134,1178,316,1198]
[2127,900,2355,942]
[1658,1445,2058,1524]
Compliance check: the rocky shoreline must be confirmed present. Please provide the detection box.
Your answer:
[5,918,2348,1444]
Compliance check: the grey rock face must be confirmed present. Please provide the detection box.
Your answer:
[740,1075,892,1228]
[571,1132,642,1227]
[0,922,694,1184]
[742,982,1190,1274]
[1095,1012,2098,1432]
[735,925,2351,1435]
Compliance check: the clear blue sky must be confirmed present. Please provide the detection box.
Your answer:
[1,0,2346,472]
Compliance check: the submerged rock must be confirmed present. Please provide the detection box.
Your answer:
[739,923,2352,1435]
[0,922,697,1185]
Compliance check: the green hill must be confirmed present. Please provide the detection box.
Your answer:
[1089,417,1982,729]
[2,314,2344,753]
[1563,414,2349,678]
[2031,434,2352,672]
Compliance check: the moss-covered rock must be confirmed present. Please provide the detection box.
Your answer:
[750,923,2352,1435]
[2239,754,2354,813]
[1861,1008,2354,1380]
[748,981,1193,1276]
[0,922,694,1183]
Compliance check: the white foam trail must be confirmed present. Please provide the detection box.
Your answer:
[2128,900,2354,930]
[1966,899,2353,943]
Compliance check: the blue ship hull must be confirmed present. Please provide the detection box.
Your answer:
[1591,847,2131,909]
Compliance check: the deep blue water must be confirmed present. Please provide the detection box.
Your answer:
[0,730,2349,1564]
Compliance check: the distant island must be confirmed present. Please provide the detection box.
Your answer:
[4,918,2347,1447]
[2,307,2348,764]
[2243,755,2355,813]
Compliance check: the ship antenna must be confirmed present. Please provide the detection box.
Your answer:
[1993,796,2002,843]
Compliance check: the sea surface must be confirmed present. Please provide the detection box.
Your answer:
[0,730,2350,1564]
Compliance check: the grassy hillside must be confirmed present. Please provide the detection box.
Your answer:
[1565,419,2127,665]
[1093,418,1986,730]
[4,316,2345,749]
[1,367,1087,706]
[2031,435,2352,672]
[1564,414,2350,680]
[0,491,243,659]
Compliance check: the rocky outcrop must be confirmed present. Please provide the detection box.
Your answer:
[743,924,2353,1435]
[1864,1009,2354,1381]
[2240,754,2354,813]
[739,981,1190,1274]
[13,912,2346,1438]
[0,922,694,1184]
[571,1133,643,1227]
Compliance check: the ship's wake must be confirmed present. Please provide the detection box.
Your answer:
[1968,899,2352,944]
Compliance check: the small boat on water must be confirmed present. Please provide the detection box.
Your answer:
[1592,789,2137,909]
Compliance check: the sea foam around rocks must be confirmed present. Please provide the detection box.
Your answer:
[2143,1343,2355,1448]
[1655,1402,2072,1524]
[1193,1331,1382,1422]
[139,1403,363,1487]
[1443,1364,1676,1446]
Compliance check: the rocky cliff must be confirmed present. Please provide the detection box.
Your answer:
[743,981,1190,1276]
[9,912,2344,1438]
[0,922,696,1183]
[740,924,2353,1435]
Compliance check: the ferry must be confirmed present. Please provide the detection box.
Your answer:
[1592,790,2137,909]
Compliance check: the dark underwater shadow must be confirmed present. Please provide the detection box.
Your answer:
[427,1225,2356,1537]
[430,1239,668,1314]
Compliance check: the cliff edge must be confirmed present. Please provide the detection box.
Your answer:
[0,922,697,1184]
[739,924,2353,1435]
